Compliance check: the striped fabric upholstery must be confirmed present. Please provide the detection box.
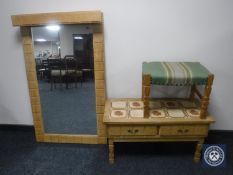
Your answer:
[143,62,210,85]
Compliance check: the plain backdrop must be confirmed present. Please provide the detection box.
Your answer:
[0,0,233,130]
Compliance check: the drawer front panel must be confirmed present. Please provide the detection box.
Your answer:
[159,125,208,136]
[120,127,135,135]
[132,126,157,136]
[142,126,158,135]
[108,126,121,136]
[108,126,157,136]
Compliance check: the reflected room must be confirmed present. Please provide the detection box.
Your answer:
[32,24,96,134]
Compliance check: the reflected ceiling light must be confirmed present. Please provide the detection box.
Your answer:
[46,25,60,31]
[36,38,46,42]
[74,36,83,39]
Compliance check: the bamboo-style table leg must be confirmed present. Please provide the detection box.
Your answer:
[108,139,114,164]
[194,138,205,163]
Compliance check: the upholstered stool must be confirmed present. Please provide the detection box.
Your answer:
[142,62,214,119]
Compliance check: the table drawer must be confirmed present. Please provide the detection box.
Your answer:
[108,126,157,136]
[159,125,208,136]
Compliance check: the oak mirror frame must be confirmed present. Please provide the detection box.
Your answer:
[11,11,106,144]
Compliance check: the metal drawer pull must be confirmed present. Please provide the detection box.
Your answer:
[127,129,139,134]
[177,128,189,134]
[178,129,183,133]
[127,129,133,133]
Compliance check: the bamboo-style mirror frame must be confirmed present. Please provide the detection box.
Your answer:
[11,11,106,144]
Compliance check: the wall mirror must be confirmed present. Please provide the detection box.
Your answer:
[11,11,106,144]
[32,24,96,135]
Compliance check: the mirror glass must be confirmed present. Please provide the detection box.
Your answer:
[31,24,97,135]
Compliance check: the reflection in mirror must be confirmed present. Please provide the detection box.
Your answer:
[32,24,96,134]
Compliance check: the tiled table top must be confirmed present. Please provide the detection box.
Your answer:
[108,99,201,120]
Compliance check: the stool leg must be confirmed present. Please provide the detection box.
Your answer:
[194,138,205,163]
[189,85,196,101]
[200,74,214,119]
[142,74,151,118]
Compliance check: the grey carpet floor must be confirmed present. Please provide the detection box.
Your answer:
[39,80,97,134]
[0,128,232,175]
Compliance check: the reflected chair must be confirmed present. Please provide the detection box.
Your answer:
[48,58,66,90]
[41,60,49,80]
[35,58,42,79]
[64,55,83,88]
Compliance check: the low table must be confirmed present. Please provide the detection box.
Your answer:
[103,98,215,164]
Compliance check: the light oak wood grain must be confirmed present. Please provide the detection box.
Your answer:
[12,11,102,26]
[104,99,215,163]
[12,11,107,144]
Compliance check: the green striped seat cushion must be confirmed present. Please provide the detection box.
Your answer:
[142,62,210,85]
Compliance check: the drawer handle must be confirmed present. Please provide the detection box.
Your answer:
[128,129,133,133]
[134,129,139,133]
[177,129,183,133]
[177,129,189,134]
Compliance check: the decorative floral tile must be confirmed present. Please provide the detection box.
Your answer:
[149,101,161,109]
[129,109,144,118]
[180,100,197,108]
[163,101,180,108]
[167,109,186,118]
[111,101,127,109]
[186,109,200,117]
[150,109,166,118]
[110,110,127,118]
[129,101,144,109]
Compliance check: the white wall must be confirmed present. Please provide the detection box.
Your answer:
[0,0,233,129]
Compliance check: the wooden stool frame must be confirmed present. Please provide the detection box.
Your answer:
[142,74,214,119]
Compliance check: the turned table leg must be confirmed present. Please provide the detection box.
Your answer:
[194,139,205,163]
[108,139,114,164]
